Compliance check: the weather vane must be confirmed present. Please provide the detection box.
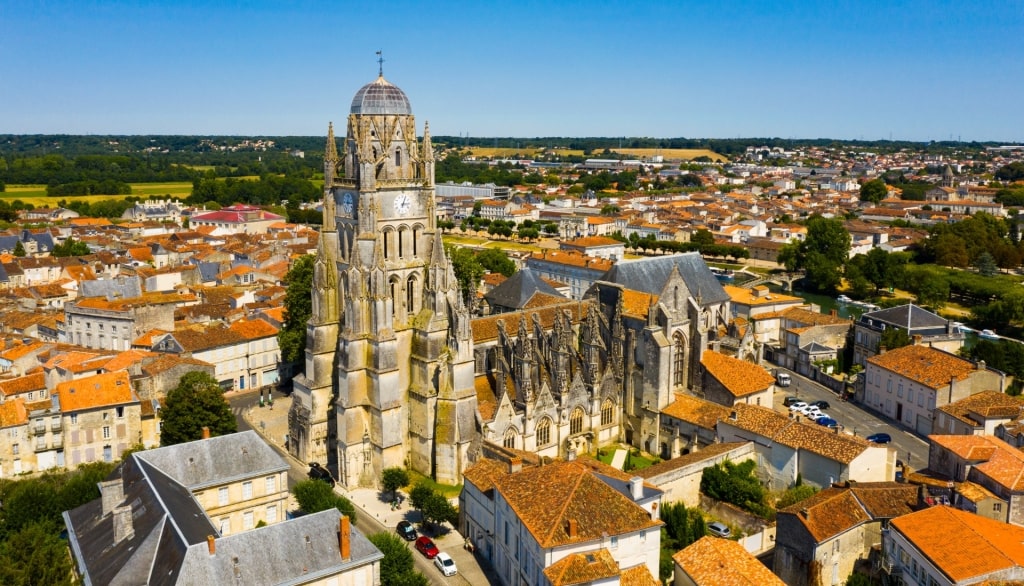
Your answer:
[376,50,384,77]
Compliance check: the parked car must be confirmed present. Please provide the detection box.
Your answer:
[788,402,807,413]
[811,400,831,410]
[776,372,792,387]
[707,522,731,538]
[783,396,801,407]
[805,411,827,421]
[396,521,417,541]
[434,552,458,576]
[415,536,439,559]
[308,462,335,487]
[798,405,822,418]
[816,416,839,428]
[866,433,892,444]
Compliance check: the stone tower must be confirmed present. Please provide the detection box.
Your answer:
[290,72,477,487]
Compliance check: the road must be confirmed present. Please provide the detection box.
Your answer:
[228,391,458,584]
[772,368,929,470]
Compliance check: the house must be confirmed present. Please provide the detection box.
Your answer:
[698,349,775,408]
[64,292,189,351]
[0,398,29,476]
[559,236,626,261]
[189,204,286,235]
[774,482,918,586]
[55,370,142,469]
[933,390,1024,436]
[853,304,964,368]
[63,431,381,585]
[772,307,851,376]
[716,403,892,490]
[638,441,755,506]
[673,536,785,586]
[460,454,663,586]
[862,344,1006,435]
[524,250,614,300]
[724,285,804,320]
[657,393,732,457]
[927,434,1024,526]
[882,505,1024,585]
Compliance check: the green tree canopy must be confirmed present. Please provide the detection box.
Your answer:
[279,254,314,370]
[381,467,410,501]
[292,479,357,521]
[476,248,516,277]
[368,532,429,586]
[779,216,851,293]
[12,241,25,257]
[859,178,888,204]
[51,236,91,257]
[159,372,237,446]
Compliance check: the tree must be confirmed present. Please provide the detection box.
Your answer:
[292,480,357,521]
[368,532,429,586]
[975,251,998,277]
[859,178,888,204]
[12,241,25,257]
[690,229,715,250]
[780,216,851,293]
[159,372,237,446]
[448,245,485,300]
[476,248,516,277]
[50,236,90,257]
[381,467,410,501]
[279,254,314,371]
[0,522,76,586]
[776,484,818,510]
[421,492,458,529]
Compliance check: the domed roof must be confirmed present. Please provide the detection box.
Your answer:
[350,76,412,115]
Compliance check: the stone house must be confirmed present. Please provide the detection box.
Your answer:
[698,349,775,408]
[0,398,29,476]
[932,390,1024,436]
[55,370,142,469]
[658,393,732,457]
[64,292,185,351]
[853,304,964,368]
[927,434,1024,526]
[674,536,785,586]
[774,482,917,586]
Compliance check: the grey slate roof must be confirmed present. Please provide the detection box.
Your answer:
[599,252,730,305]
[80,275,143,299]
[484,267,564,310]
[802,341,835,353]
[178,510,383,585]
[135,429,289,490]
[860,303,948,330]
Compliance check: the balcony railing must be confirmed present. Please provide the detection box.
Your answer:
[51,435,63,448]
[50,421,62,432]
[32,424,46,435]
[34,439,48,452]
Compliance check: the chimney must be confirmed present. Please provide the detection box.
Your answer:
[101,478,124,516]
[509,456,523,474]
[202,426,210,440]
[912,334,922,345]
[339,516,351,561]
[113,505,134,543]
[830,308,838,317]
[207,535,216,556]
[567,518,578,538]
[800,508,809,519]
[629,476,643,500]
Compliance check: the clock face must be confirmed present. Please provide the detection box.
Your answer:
[342,192,353,215]
[394,193,412,216]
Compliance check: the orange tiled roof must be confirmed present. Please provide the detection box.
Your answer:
[728,404,873,464]
[0,373,46,397]
[935,391,1024,427]
[700,350,775,398]
[618,564,659,586]
[779,482,916,542]
[543,549,619,586]
[56,371,136,412]
[929,435,1024,491]
[723,284,803,307]
[228,318,279,339]
[495,460,662,548]
[661,393,731,430]
[890,506,1024,582]
[867,345,976,389]
[0,398,28,428]
[621,290,657,319]
[672,536,786,585]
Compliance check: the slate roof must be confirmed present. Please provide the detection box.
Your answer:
[599,252,729,305]
[80,276,143,299]
[672,536,786,585]
[135,430,289,490]
[891,506,1024,583]
[860,303,949,330]
[484,267,565,310]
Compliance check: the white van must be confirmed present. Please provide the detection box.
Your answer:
[776,372,791,387]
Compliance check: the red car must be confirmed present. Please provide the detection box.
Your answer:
[415,536,439,559]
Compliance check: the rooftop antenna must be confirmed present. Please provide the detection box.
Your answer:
[376,50,384,77]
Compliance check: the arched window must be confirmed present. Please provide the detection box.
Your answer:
[397,228,404,258]
[383,230,390,259]
[570,407,584,435]
[673,333,686,387]
[389,277,399,310]
[503,427,517,449]
[413,225,421,257]
[407,275,417,314]
[601,399,614,426]
[536,418,551,446]
[395,149,402,167]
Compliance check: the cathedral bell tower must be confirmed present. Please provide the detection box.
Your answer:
[288,63,476,488]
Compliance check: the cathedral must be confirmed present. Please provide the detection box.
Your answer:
[289,72,732,488]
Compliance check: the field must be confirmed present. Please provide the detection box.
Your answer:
[2,181,193,207]
[610,148,727,162]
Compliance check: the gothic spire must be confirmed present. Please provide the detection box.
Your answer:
[422,122,434,162]
[326,122,339,164]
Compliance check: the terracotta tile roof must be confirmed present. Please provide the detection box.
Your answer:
[72,291,194,312]
[56,371,136,412]
[618,563,659,586]
[132,329,171,347]
[930,435,1024,491]
[638,442,751,479]
[463,457,510,495]
[661,393,731,430]
[867,345,976,389]
[475,375,497,422]
[723,285,803,307]
[728,404,873,464]
[0,373,46,397]
[936,391,1024,427]
[781,306,851,326]
[780,482,916,542]
[891,506,1024,582]
[0,341,47,361]
[621,290,657,319]
[958,480,1001,503]
[470,300,589,343]
[0,398,28,428]
[672,536,785,585]
[700,350,775,398]
[139,354,213,376]
[100,349,158,373]
[228,318,279,339]
[526,250,614,272]
[543,549,619,586]
[495,460,662,548]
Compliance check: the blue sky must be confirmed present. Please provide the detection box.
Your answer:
[2,0,1022,141]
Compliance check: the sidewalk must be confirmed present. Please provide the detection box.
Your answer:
[245,393,292,450]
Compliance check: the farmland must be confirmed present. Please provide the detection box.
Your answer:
[2,181,193,207]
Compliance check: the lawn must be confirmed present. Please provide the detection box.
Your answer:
[405,469,462,498]
[596,446,659,471]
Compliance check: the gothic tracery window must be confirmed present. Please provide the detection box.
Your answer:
[601,399,614,426]
[570,407,584,435]
[536,418,551,446]
[673,333,686,387]
[503,427,517,449]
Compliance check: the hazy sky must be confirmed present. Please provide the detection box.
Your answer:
[3,0,1022,141]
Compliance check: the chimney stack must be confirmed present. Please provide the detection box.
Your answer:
[207,535,216,556]
[101,478,124,516]
[830,308,838,317]
[567,519,578,538]
[629,476,643,500]
[912,334,923,345]
[509,456,523,474]
[340,516,351,561]
[113,505,134,543]
[202,426,211,440]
